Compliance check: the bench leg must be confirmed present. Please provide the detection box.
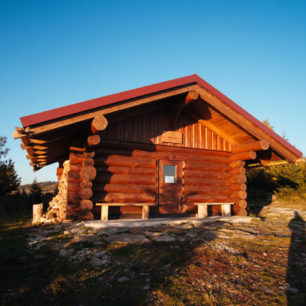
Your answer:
[197,204,208,218]
[221,204,231,217]
[142,206,149,219]
[101,206,109,221]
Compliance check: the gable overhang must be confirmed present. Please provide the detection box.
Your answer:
[14,74,303,170]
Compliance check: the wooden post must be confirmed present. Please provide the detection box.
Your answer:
[197,204,208,218]
[33,203,43,223]
[101,205,109,221]
[142,205,150,219]
[221,204,231,217]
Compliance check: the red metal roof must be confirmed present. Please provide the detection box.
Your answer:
[20,74,303,158]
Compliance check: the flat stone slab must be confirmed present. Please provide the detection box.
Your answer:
[153,235,176,242]
[83,216,253,230]
[105,233,150,244]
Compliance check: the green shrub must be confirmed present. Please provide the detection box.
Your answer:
[247,160,306,201]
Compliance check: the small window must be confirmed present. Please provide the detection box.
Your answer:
[163,165,176,183]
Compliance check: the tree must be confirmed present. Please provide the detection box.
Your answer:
[0,136,20,195]
[29,179,42,204]
[0,136,9,158]
[262,119,274,130]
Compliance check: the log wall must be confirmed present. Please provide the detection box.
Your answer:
[66,150,95,220]
[92,142,247,216]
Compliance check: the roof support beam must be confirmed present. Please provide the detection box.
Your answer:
[22,85,196,136]
[232,140,269,153]
[196,85,298,162]
[171,90,198,130]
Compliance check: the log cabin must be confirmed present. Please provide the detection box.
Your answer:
[13,74,302,221]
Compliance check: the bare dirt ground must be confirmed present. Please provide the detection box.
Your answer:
[0,204,305,305]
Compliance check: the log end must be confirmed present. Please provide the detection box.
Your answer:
[91,115,108,134]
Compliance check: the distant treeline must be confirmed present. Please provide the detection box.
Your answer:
[17,181,58,195]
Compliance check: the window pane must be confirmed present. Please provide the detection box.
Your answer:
[163,165,176,183]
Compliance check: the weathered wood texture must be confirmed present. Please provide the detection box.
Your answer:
[100,108,231,151]
[32,203,43,223]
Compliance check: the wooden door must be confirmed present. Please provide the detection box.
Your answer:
[158,160,182,214]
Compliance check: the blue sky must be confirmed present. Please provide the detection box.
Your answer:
[0,0,305,184]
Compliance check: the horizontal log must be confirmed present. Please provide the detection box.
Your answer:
[91,114,108,134]
[94,174,156,185]
[159,152,230,164]
[79,188,93,200]
[184,169,231,179]
[230,151,256,161]
[184,195,230,203]
[232,140,269,153]
[230,191,247,200]
[238,200,247,209]
[84,151,95,158]
[66,198,82,206]
[185,89,199,104]
[69,152,84,164]
[95,147,230,162]
[69,164,82,172]
[230,184,247,191]
[184,177,230,186]
[94,192,156,203]
[184,161,231,172]
[96,165,156,176]
[80,166,97,181]
[68,183,80,192]
[87,135,101,147]
[229,174,246,184]
[183,185,232,195]
[65,212,78,220]
[233,206,247,216]
[78,211,94,221]
[67,192,81,201]
[70,146,86,153]
[94,156,156,168]
[83,158,95,167]
[97,140,230,157]
[230,167,246,175]
[80,180,93,188]
[80,200,93,210]
[68,171,81,183]
[93,184,156,194]
[230,160,246,168]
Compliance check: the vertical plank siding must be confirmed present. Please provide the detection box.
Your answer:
[101,109,231,151]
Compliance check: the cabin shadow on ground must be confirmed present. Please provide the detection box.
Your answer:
[286,211,306,305]
[0,215,220,305]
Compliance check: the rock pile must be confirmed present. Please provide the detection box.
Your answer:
[40,161,70,223]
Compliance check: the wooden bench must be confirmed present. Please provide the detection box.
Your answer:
[96,203,157,221]
[194,202,234,218]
